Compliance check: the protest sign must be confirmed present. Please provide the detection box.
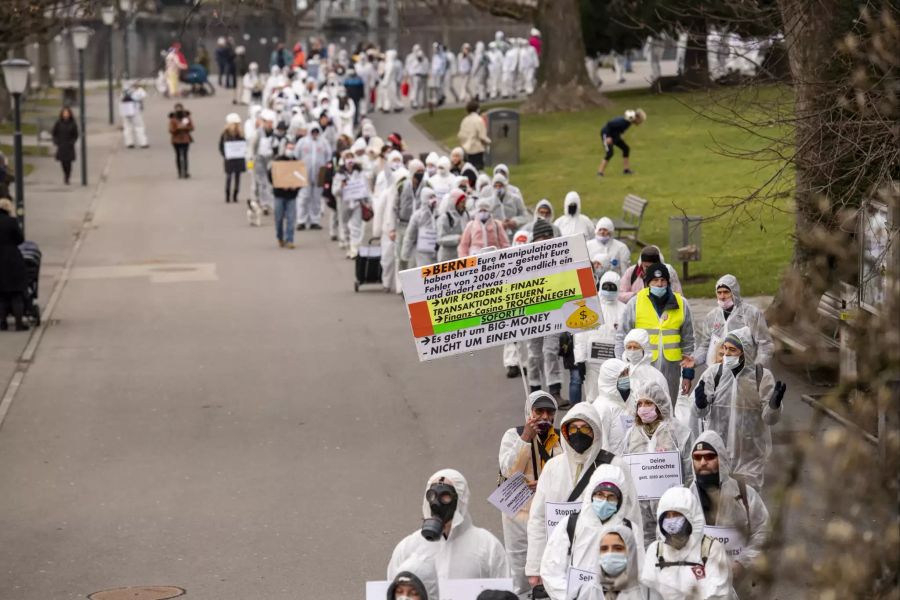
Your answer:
[567,566,600,599]
[400,235,601,361]
[488,472,534,518]
[366,578,514,600]
[342,176,369,202]
[622,451,683,500]
[704,525,747,560]
[545,501,582,536]
[271,160,308,188]
[223,140,247,160]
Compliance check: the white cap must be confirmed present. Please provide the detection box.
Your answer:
[260,109,277,122]
[225,112,241,124]
[531,28,540,37]
[425,151,439,166]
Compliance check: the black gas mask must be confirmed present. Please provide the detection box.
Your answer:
[421,480,458,542]
[567,203,577,216]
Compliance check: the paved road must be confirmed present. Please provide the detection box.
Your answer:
[0,89,818,599]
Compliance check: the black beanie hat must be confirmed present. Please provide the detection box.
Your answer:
[643,262,670,286]
[532,218,555,241]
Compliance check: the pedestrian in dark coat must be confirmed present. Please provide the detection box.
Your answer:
[51,107,79,185]
[218,113,247,203]
[0,198,27,331]
[168,103,194,178]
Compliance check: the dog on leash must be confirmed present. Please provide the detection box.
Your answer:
[246,199,262,226]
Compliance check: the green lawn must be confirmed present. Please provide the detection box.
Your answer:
[0,143,49,157]
[413,88,794,297]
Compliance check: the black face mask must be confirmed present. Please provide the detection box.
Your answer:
[696,471,720,488]
[567,431,593,454]
[421,482,458,542]
[567,203,577,216]
[174,110,185,119]
[618,388,630,401]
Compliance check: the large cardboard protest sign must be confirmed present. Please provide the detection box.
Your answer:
[400,235,601,361]
[271,160,308,188]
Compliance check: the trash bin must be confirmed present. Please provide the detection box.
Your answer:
[485,108,519,166]
[62,86,78,106]
[669,216,702,279]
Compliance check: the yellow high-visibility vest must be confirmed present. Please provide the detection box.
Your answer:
[634,288,685,362]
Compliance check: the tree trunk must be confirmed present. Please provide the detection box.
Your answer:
[680,19,710,87]
[520,0,607,113]
[767,0,840,325]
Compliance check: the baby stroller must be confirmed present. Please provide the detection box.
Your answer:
[180,64,215,97]
[354,238,382,292]
[18,240,41,326]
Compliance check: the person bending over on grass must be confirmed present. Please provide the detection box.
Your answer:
[597,109,645,177]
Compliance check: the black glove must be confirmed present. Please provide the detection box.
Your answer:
[770,381,787,409]
[577,362,586,379]
[694,380,708,410]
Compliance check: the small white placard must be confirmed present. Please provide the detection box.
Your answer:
[704,525,747,560]
[545,501,582,536]
[119,101,137,117]
[619,414,635,434]
[416,227,438,254]
[342,177,369,202]
[488,472,534,518]
[566,566,600,600]
[224,140,248,160]
[622,451,683,500]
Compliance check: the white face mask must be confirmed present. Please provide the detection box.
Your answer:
[722,354,741,369]
[623,348,643,365]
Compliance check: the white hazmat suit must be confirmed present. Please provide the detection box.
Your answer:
[387,468,510,581]
[554,192,596,240]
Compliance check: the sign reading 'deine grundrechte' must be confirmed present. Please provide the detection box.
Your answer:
[400,235,601,361]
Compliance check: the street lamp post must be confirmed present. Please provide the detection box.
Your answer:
[101,6,116,125]
[1,59,31,233]
[71,26,92,187]
[120,0,132,81]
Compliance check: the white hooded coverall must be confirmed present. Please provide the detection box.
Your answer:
[575,522,646,599]
[387,468,510,581]
[691,327,781,489]
[554,192,596,241]
[119,86,148,148]
[387,554,441,600]
[574,271,626,403]
[540,464,645,600]
[586,217,632,278]
[526,404,640,579]
[640,487,735,599]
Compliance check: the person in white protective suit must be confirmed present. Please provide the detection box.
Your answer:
[687,430,769,592]
[119,81,149,148]
[295,124,331,230]
[574,271,626,403]
[387,554,440,600]
[490,163,524,200]
[519,37,539,95]
[242,62,263,106]
[691,327,785,489]
[424,151,439,179]
[554,191,596,240]
[333,149,370,258]
[248,108,277,214]
[620,328,673,395]
[501,228,535,379]
[640,487,734,599]
[455,43,473,102]
[592,358,632,456]
[333,87,356,139]
[262,65,285,107]
[402,187,439,268]
[621,382,694,547]
[694,274,774,370]
[472,41,488,100]
[487,42,503,99]
[523,199,561,237]
[498,390,564,598]
[378,49,402,113]
[575,522,647,600]
[540,464,644,600]
[356,53,376,116]
[428,43,447,106]
[387,468,510,581]
[375,162,408,293]
[525,403,640,592]
[501,40,519,98]
[489,173,529,236]
[586,217,632,278]
[426,156,456,199]
[435,189,469,263]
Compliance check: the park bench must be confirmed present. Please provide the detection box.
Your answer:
[611,194,648,247]
[770,290,845,376]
